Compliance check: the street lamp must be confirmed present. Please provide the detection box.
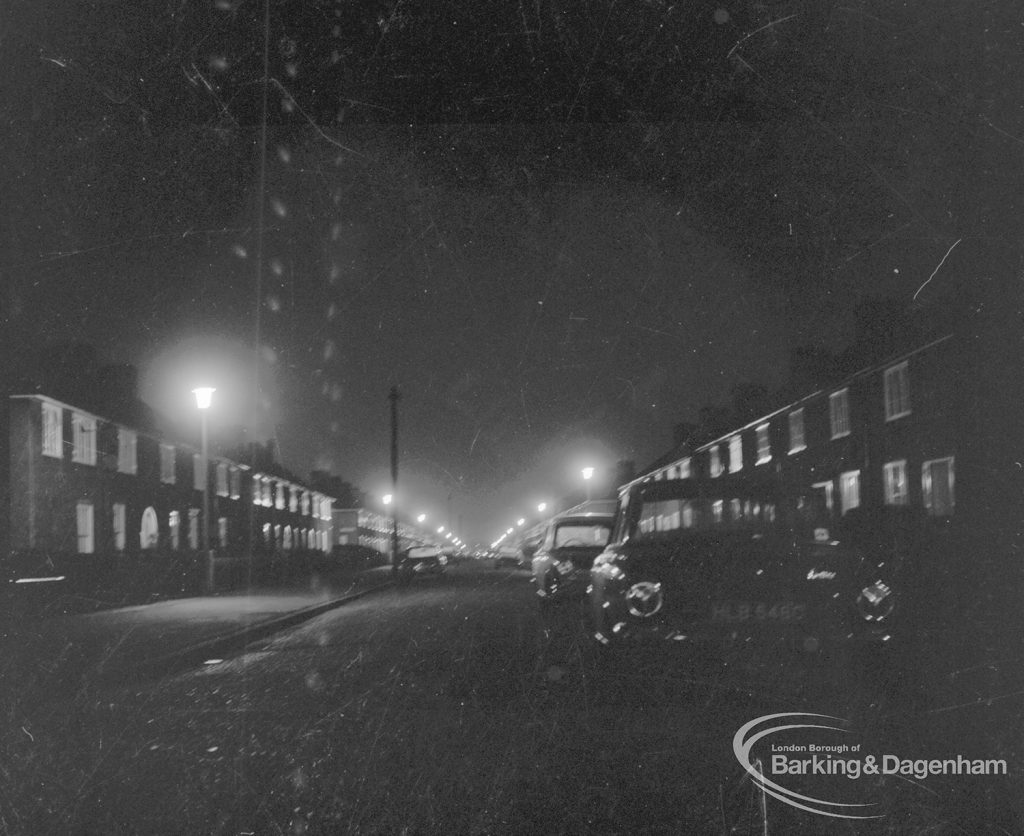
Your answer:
[538,502,547,513]
[382,493,393,506]
[517,518,526,527]
[192,387,215,592]
[417,513,426,523]
[582,466,595,501]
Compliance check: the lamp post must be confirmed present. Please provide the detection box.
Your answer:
[388,386,400,576]
[192,387,215,593]
[582,466,595,502]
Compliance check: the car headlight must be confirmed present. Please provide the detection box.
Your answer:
[857,580,895,621]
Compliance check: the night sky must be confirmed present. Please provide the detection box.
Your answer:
[5,0,1022,543]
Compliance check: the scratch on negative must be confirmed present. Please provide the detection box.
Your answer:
[727,14,799,58]
[913,238,962,301]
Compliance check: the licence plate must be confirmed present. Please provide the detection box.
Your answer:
[710,603,807,623]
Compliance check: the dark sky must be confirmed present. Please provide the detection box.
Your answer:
[5,0,1022,543]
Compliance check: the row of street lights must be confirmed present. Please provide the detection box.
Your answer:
[490,466,596,549]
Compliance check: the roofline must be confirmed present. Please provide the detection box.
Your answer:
[626,333,955,490]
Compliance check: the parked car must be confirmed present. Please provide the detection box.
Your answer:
[399,545,447,578]
[532,511,615,605]
[588,479,898,658]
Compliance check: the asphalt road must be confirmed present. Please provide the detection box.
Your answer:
[3,561,1021,835]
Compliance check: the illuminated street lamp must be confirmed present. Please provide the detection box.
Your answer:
[582,466,595,501]
[437,526,445,534]
[517,518,526,527]
[537,502,547,513]
[417,513,427,523]
[382,494,393,506]
[192,386,215,592]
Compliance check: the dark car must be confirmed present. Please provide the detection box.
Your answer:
[588,479,898,657]
[399,545,448,578]
[532,512,615,605]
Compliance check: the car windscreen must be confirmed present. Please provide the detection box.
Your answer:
[553,523,612,548]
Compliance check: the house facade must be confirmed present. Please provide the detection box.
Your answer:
[7,393,334,589]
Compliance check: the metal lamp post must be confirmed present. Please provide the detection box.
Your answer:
[192,387,216,593]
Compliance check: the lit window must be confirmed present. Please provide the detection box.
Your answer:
[710,446,723,478]
[112,502,126,552]
[188,509,200,550]
[679,457,691,479]
[218,517,228,548]
[169,510,181,550]
[76,500,94,554]
[262,478,272,507]
[289,487,298,513]
[712,500,724,523]
[284,526,293,550]
[160,445,176,484]
[117,428,137,474]
[756,423,771,464]
[216,463,229,497]
[229,467,241,500]
[140,507,159,550]
[193,454,205,491]
[728,436,743,473]
[302,491,311,516]
[839,470,860,515]
[884,362,911,421]
[883,460,909,505]
[71,413,97,465]
[41,402,63,458]
[788,409,806,454]
[275,482,285,510]
[829,389,851,439]
[922,457,955,516]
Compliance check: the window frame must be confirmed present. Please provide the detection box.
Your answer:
[839,469,861,515]
[160,444,176,484]
[709,445,723,478]
[71,412,97,466]
[42,402,63,458]
[756,423,771,465]
[884,361,912,421]
[829,389,851,440]
[728,435,743,473]
[922,456,956,516]
[76,500,95,554]
[883,460,909,506]
[788,408,806,454]
[117,427,137,475]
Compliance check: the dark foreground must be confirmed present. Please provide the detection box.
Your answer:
[2,561,1022,834]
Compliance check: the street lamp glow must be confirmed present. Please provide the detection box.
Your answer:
[516,518,525,527]
[192,387,216,410]
[417,513,426,523]
[537,502,547,513]
[581,467,595,481]
[506,527,513,535]
[382,494,393,505]
[437,526,445,534]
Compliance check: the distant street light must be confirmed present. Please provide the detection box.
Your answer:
[192,387,216,593]
[417,513,427,523]
[383,494,393,505]
[582,466,595,501]
[517,518,526,527]
[437,526,445,534]
[538,502,547,513]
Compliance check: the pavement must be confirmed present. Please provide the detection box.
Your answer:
[2,565,396,683]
